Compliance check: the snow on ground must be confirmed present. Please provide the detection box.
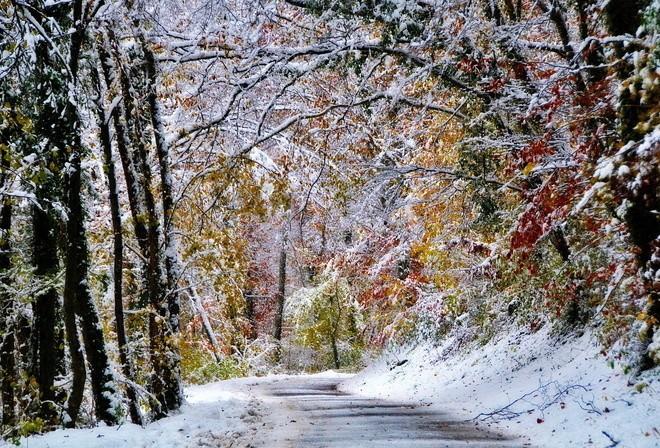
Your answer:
[341,325,660,448]
[8,372,350,448]
[8,337,659,448]
[10,382,260,448]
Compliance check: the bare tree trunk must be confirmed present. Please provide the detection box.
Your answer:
[31,35,66,422]
[273,229,287,342]
[330,333,340,370]
[60,26,86,419]
[62,298,85,427]
[141,39,181,336]
[119,1,183,414]
[138,103,182,418]
[330,288,341,370]
[61,2,120,425]
[139,34,183,411]
[64,140,121,425]
[62,257,85,427]
[244,291,257,341]
[100,26,181,417]
[14,308,31,419]
[92,65,143,425]
[0,132,15,428]
[31,205,65,423]
[98,35,150,257]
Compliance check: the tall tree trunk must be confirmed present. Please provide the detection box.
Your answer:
[0,131,15,429]
[138,96,181,418]
[139,33,183,412]
[58,8,89,426]
[98,35,150,257]
[31,162,65,427]
[602,0,658,371]
[63,144,121,425]
[14,308,32,418]
[92,65,143,425]
[141,39,181,336]
[62,272,85,427]
[244,290,257,341]
[330,289,341,370]
[132,26,183,415]
[29,5,71,426]
[330,333,340,370]
[614,144,660,372]
[60,1,120,425]
[101,26,181,417]
[124,0,183,329]
[273,229,287,342]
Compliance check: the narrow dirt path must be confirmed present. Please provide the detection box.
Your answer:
[240,374,523,447]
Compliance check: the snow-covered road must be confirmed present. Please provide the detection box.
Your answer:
[244,374,520,447]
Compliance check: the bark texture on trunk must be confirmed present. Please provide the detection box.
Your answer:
[93,64,143,425]
[61,1,120,425]
[0,131,15,428]
[140,34,183,412]
[31,36,66,424]
[62,262,85,427]
[141,39,181,336]
[63,144,121,425]
[101,26,181,417]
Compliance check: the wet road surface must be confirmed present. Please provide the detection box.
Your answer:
[248,375,524,447]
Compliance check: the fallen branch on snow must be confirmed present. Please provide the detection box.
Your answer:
[471,380,600,423]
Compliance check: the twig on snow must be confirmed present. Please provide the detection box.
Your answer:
[601,430,619,447]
